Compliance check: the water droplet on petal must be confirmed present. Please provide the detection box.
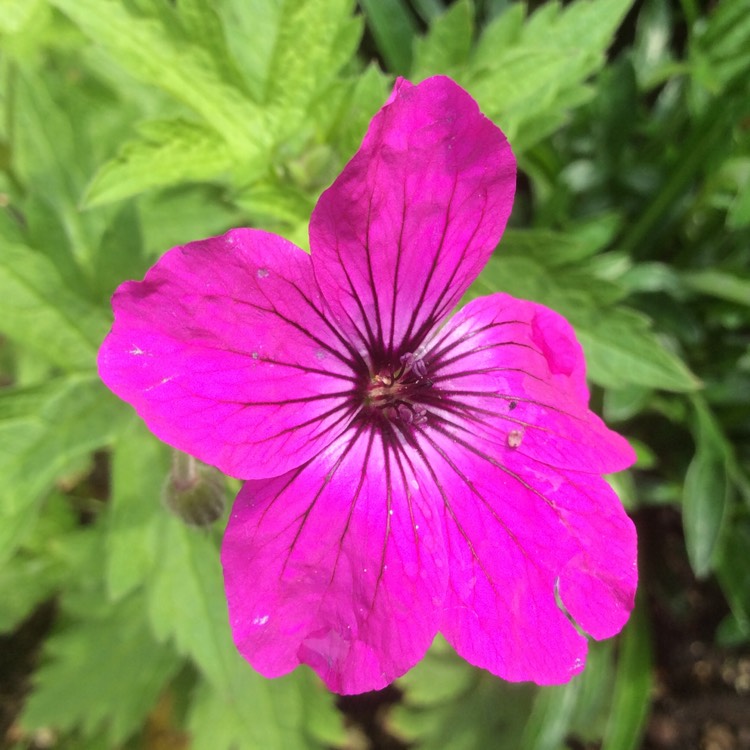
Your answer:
[257,267,269,279]
[251,352,259,360]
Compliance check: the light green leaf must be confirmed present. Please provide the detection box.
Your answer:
[48,0,271,161]
[0,376,129,561]
[265,0,361,122]
[13,67,110,265]
[412,0,474,79]
[106,421,170,601]
[468,0,634,150]
[84,119,235,207]
[0,243,107,370]
[682,398,733,578]
[174,0,247,92]
[0,0,42,33]
[21,592,181,744]
[146,514,239,691]
[188,668,345,750]
[147,514,346,748]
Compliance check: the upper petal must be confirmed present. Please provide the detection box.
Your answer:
[221,423,447,694]
[310,76,516,362]
[98,229,360,479]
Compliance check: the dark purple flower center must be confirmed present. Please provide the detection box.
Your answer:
[361,351,432,425]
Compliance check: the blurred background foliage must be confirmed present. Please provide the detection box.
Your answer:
[0,0,749,748]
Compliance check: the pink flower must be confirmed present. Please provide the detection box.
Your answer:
[98,76,637,694]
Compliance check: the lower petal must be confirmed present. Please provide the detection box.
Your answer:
[418,429,636,684]
[221,424,447,694]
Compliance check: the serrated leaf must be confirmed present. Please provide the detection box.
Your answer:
[188,668,345,750]
[84,119,235,207]
[467,0,634,150]
[265,0,362,123]
[0,376,129,562]
[0,243,107,370]
[13,67,110,265]
[106,421,170,601]
[147,513,346,748]
[21,593,181,744]
[412,0,474,79]
[48,0,271,161]
[146,514,240,692]
[682,399,733,578]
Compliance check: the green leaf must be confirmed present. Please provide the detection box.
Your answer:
[681,269,750,307]
[146,514,240,691]
[0,493,79,633]
[266,0,361,116]
[473,255,700,392]
[146,514,345,749]
[84,119,234,207]
[359,0,418,75]
[21,592,181,744]
[0,376,129,562]
[682,398,733,578]
[391,637,535,749]
[412,0,474,79]
[48,0,271,161]
[0,242,108,370]
[716,518,750,636]
[574,307,700,393]
[0,0,42,33]
[105,421,169,601]
[12,67,111,266]
[468,0,635,151]
[188,668,345,750]
[601,602,653,750]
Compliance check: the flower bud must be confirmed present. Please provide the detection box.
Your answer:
[163,451,226,527]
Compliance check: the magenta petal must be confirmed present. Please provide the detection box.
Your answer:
[98,229,360,479]
[426,293,637,474]
[310,76,516,358]
[424,431,636,683]
[416,293,637,683]
[221,425,447,694]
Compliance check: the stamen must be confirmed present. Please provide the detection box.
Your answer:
[361,351,432,426]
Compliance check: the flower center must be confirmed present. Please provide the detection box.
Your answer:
[362,351,431,425]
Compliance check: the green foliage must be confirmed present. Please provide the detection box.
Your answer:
[21,591,182,745]
[1,0,749,747]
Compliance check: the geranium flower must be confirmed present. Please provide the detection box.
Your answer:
[98,76,637,694]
